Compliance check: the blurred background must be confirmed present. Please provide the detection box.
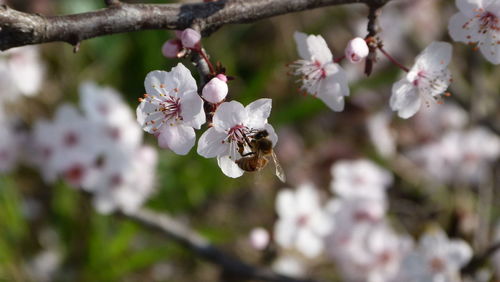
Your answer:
[0,0,499,281]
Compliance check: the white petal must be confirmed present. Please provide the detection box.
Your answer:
[144,70,172,97]
[448,12,483,43]
[217,155,244,178]
[446,240,472,268]
[414,41,452,72]
[274,219,296,248]
[479,31,500,64]
[264,124,278,146]
[171,63,198,93]
[456,0,480,17]
[157,124,195,155]
[390,79,421,119]
[317,65,349,112]
[245,98,272,129]
[197,127,227,158]
[180,90,205,129]
[294,31,311,60]
[213,101,247,132]
[307,34,333,64]
[295,228,323,258]
[276,189,297,218]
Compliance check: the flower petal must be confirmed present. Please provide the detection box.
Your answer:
[414,41,452,72]
[294,31,311,60]
[307,34,333,64]
[157,124,195,155]
[180,90,205,129]
[197,127,227,158]
[390,79,421,119]
[316,65,350,112]
[213,101,247,132]
[456,0,480,17]
[217,155,244,178]
[479,31,500,64]
[245,98,272,129]
[144,70,172,98]
[171,63,198,94]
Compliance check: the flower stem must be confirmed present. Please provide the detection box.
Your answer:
[197,49,216,75]
[378,46,409,72]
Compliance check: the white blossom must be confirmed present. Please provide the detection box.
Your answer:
[448,0,500,64]
[137,63,205,155]
[197,98,277,178]
[32,104,99,185]
[80,82,142,153]
[273,183,333,258]
[289,31,349,111]
[396,227,472,282]
[0,46,44,102]
[390,42,452,119]
[330,159,393,200]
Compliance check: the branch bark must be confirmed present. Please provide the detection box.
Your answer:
[121,208,316,282]
[0,0,390,51]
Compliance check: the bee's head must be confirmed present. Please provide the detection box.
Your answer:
[253,130,269,139]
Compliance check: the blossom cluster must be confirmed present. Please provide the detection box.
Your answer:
[265,159,473,281]
[33,83,158,214]
[137,29,281,180]
[0,60,158,214]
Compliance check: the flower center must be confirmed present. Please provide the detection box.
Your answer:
[225,124,250,144]
[478,11,499,32]
[159,96,182,121]
[289,59,328,95]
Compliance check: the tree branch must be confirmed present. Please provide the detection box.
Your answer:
[0,0,390,51]
[461,241,500,274]
[121,208,316,282]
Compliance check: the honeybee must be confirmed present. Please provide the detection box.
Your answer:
[235,130,286,183]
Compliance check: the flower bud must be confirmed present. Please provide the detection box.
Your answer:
[181,28,201,49]
[202,74,228,104]
[161,39,182,58]
[249,227,269,250]
[345,37,369,64]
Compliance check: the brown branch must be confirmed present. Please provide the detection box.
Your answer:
[0,0,390,51]
[121,208,316,282]
[461,241,500,274]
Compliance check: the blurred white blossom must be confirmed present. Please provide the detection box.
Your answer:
[395,227,472,282]
[274,183,333,258]
[0,46,44,102]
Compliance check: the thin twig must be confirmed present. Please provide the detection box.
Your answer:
[121,208,316,282]
[461,241,500,274]
[0,0,392,51]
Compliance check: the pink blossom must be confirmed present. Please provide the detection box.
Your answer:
[161,39,182,58]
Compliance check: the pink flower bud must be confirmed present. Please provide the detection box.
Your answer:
[345,37,369,64]
[249,227,269,250]
[202,75,228,104]
[181,28,201,49]
[161,39,182,58]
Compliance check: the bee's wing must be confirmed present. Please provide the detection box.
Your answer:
[271,151,286,183]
